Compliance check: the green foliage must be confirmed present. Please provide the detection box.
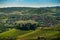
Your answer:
[0,7,60,40]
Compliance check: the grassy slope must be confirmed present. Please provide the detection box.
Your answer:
[0,29,20,38]
[0,29,32,38]
[0,25,60,40]
[17,28,60,40]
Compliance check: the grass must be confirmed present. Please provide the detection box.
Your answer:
[16,27,60,40]
[0,29,20,38]
[17,29,39,38]
[0,29,32,38]
[0,25,60,40]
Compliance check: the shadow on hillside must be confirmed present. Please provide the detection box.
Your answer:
[51,37,60,40]
[0,37,16,40]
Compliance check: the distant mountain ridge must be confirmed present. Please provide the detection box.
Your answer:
[0,6,60,13]
[0,6,60,26]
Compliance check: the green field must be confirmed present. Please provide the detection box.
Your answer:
[16,27,60,40]
[0,29,32,40]
[0,25,60,40]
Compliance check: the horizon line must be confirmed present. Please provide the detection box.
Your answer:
[0,5,60,8]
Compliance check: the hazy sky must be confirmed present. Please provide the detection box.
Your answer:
[0,0,60,8]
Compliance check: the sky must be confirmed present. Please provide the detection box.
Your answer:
[0,0,60,8]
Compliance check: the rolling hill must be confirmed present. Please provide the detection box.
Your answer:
[0,6,60,40]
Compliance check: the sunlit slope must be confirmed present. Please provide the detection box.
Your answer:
[17,28,60,40]
[0,29,32,38]
[0,29,20,38]
[0,27,60,40]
